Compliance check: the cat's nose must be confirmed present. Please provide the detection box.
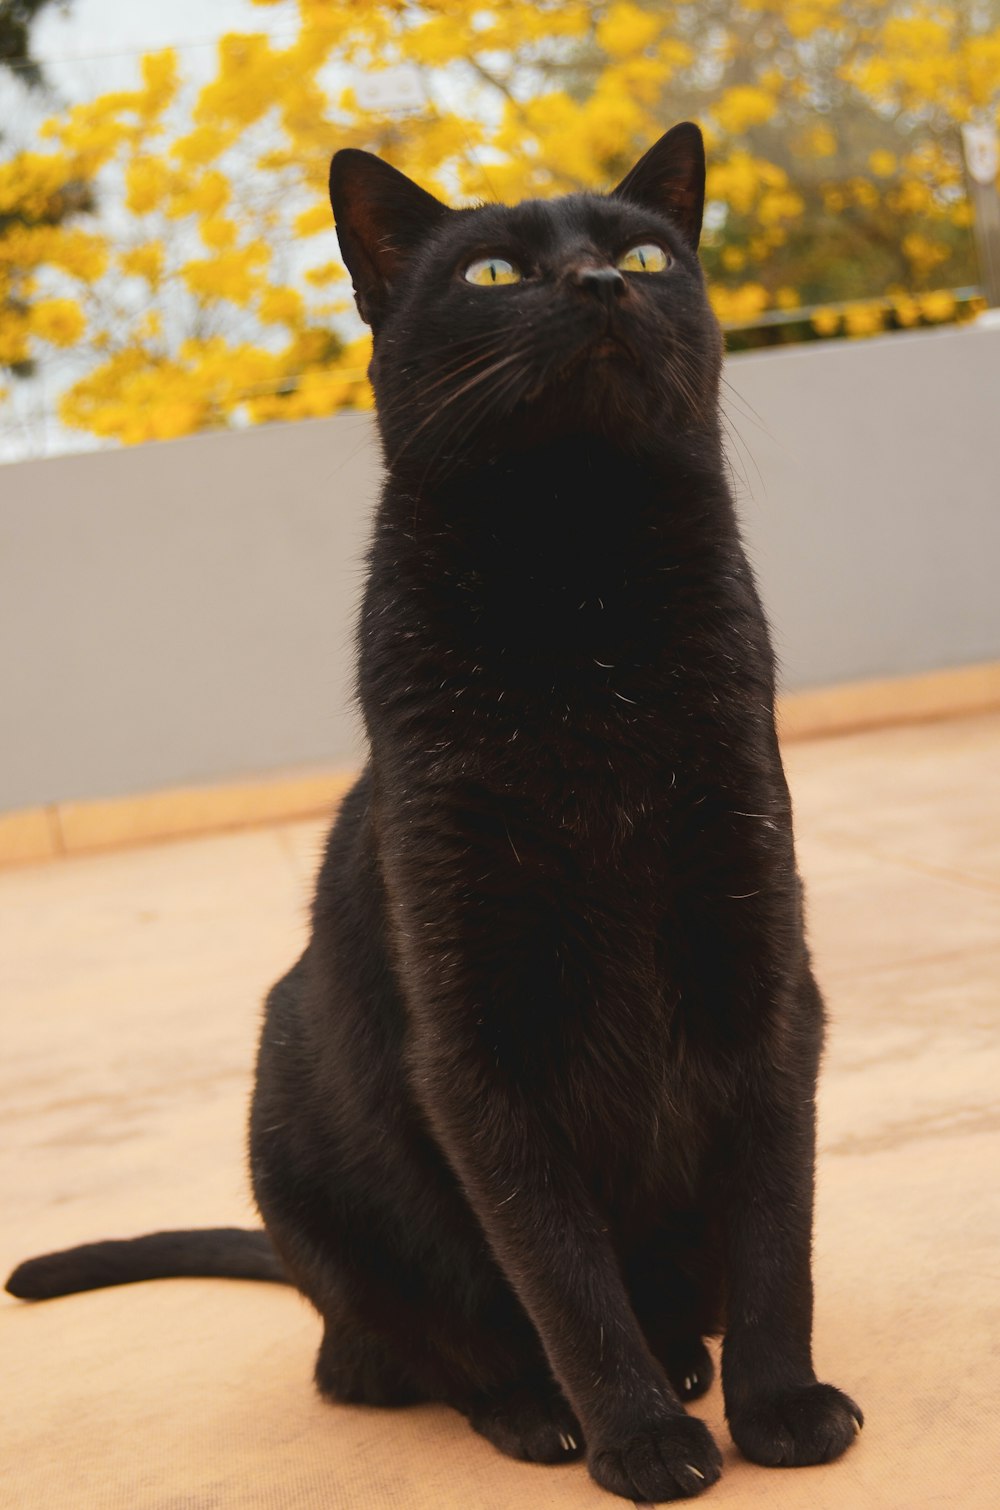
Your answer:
[569,264,627,304]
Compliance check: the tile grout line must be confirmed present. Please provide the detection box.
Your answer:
[799,830,1000,897]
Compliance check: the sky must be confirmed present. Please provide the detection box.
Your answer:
[33,0,292,74]
[26,0,295,101]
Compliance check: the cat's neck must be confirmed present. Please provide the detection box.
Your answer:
[382,427,731,557]
[369,427,745,667]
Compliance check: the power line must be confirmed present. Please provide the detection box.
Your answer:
[1,24,304,75]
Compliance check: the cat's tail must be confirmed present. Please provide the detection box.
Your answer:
[5,1228,287,1301]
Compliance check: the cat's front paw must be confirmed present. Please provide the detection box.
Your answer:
[589,1412,722,1502]
[729,1381,863,1467]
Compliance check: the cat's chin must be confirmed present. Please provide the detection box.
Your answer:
[591,336,634,362]
[525,337,643,405]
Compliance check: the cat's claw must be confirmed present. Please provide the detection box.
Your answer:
[468,1380,583,1465]
[729,1381,863,1468]
[660,1338,714,1402]
[589,1413,722,1501]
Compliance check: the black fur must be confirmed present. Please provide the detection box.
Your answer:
[8,124,861,1502]
[6,1229,283,1299]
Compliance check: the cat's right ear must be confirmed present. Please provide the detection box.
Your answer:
[328,150,451,330]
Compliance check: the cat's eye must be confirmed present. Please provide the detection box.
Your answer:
[464,257,522,287]
[616,244,670,274]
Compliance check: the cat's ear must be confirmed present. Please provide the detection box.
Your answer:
[329,149,451,328]
[611,122,706,250]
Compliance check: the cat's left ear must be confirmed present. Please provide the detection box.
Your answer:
[329,149,452,329]
[611,122,706,250]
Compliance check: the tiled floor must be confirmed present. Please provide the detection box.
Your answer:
[3,714,999,1508]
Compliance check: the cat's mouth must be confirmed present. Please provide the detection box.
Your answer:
[591,336,634,362]
[521,327,643,404]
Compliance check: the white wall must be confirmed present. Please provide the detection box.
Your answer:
[2,322,998,811]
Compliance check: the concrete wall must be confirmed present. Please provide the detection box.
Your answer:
[2,321,998,811]
[726,321,1000,691]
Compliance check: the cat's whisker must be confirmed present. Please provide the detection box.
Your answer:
[414,359,530,495]
[412,374,514,500]
[661,342,704,420]
[403,339,517,404]
[719,374,776,440]
[417,338,535,440]
[716,396,764,501]
[391,349,528,484]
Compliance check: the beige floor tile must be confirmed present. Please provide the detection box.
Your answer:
[273,814,333,891]
[795,834,1000,983]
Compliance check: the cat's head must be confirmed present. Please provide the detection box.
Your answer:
[329,123,722,480]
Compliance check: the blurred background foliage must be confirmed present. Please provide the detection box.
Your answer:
[1,0,998,451]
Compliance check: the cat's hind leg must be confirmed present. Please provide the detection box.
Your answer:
[463,1371,584,1464]
[316,1297,583,1463]
[315,1312,427,1408]
[658,1336,715,1403]
[627,1223,720,1404]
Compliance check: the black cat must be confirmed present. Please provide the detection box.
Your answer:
[8,123,862,1503]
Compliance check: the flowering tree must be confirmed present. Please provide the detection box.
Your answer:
[1,0,998,448]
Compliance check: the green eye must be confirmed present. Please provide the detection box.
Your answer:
[464,257,522,286]
[617,243,670,273]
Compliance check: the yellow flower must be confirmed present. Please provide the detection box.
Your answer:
[869,149,897,178]
[811,308,841,337]
[54,229,109,282]
[200,216,238,250]
[135,310,163,342]
[902,232,950,275]
[181,242,270,305]
[29,298,86,346]
[120,243,164,284]
[259,286,304,325]
[707,152,786,216]
[295,203,332,237]
[918,290,956,323]
[713,86,777,138]
[172,126,231,167]
[125,159,170,214]
[848,177,879,209]
[891,294,922,327]
[139,49,180,116]
[0,310,30,365]
[167,170,229,220]
[757,189,805,226]
[304,261,346,287]
[842,302,885,338]
[596,2,663,59]
[807,124,837,158]
[709,283,769,324]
